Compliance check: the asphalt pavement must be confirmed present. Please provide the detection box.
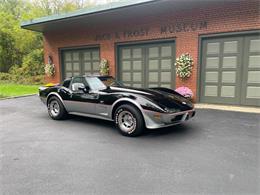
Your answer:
[0,95,259,195]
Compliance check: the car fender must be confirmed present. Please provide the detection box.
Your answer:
[110,97,151,127]
[47,92,67,109]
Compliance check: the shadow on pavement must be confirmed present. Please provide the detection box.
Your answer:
[68,114,197,138]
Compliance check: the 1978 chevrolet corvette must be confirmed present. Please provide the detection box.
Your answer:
[39,75,195,136]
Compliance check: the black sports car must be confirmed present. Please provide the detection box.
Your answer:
[39,75,195,136]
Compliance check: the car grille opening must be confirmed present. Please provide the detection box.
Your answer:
[171,114,183,122]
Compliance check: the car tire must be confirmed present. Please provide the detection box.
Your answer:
[47,96,68,120]
[114,104,144,137]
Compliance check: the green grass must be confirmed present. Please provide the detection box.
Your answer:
[0,83,40,98]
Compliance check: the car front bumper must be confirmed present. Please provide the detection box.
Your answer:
[143,109,196,129]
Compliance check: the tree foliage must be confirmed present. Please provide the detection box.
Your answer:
[0,0,106,82]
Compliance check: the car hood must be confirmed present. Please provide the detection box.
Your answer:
[107,86,193,111]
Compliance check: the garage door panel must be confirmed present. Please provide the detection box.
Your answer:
[132,83,142,88]
[65,62,72,71]
[149,83,159,88]
[133,61,142,70]
[223,41,238,53]
[72,72,80,76]
[73,62,80,71]
[205,85,218,97]
[221,86,235,98]
[122,61,131,70]
[201,37,242,105]
[84,62,91,71]
[206,57,219,69]
[92,51,99,60]
[122,49,131,59]
[205,72,218,83]
[149,47,159,58]
[249,39,260,52]
[247,87,260,99]
[122,72,131,82]
[133,48,142,58]
[149,72,159,82]
[222,72,236,83]
[222,56,237,68]
[149,60,159,70]
[241,35,260,106]
[161,46,172,57]
[161,59,171,69]
[133,72,142,82]
[63,48,100,79]
[66,72,73,78]
[247,71,260,83]
[207,42,220,54]
[249,55,260,68]
[92,62,100,71]
[72,52,79,60]
[83,52,91,60]
[118,41,175,88]
[161,72,171,82]
[65,53,72,61]
[201,34,260,107]
[161,84,171,88]
[147,43,175,88]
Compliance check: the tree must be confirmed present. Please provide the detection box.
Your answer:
[0,31,18,72]
[0,0,121,78]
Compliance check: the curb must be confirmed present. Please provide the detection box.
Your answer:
[0,94,37,100]
[195,103,260,114]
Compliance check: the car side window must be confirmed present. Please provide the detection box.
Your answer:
[71,77,87,92]
[62,79,71,88]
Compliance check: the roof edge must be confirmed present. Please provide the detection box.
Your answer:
[21,0,156,29]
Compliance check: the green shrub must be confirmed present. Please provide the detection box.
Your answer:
[23,75,45,85]
[5,48,45,85]
[0,72,12,81]
[0,72,44,85]
[9,48,44,77]
[21,48,44,76]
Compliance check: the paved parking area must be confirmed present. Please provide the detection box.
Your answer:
[0,95,259,194]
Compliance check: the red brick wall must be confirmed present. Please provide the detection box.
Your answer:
[43,0,260,101]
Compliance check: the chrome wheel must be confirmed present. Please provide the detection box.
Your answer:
[118,110,136,133]
[49,100,60,117]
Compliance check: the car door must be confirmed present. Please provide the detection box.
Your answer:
[66,77,99,115]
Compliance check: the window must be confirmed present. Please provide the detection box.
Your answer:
[71,77,86,92]
[62,79,71,88]
[85,77,106,91]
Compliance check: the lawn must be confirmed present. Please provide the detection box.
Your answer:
[0,83,40,98]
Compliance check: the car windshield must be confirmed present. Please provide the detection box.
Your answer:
[99,76,124,87]
[85,77,107,91]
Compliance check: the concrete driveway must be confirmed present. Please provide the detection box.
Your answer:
[0,96,259,195]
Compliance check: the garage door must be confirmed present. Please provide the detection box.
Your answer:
[118,41,175,88]
[62,48,100,79]
[200,34,260,106]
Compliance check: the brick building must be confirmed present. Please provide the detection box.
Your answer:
[21,0,260,106]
